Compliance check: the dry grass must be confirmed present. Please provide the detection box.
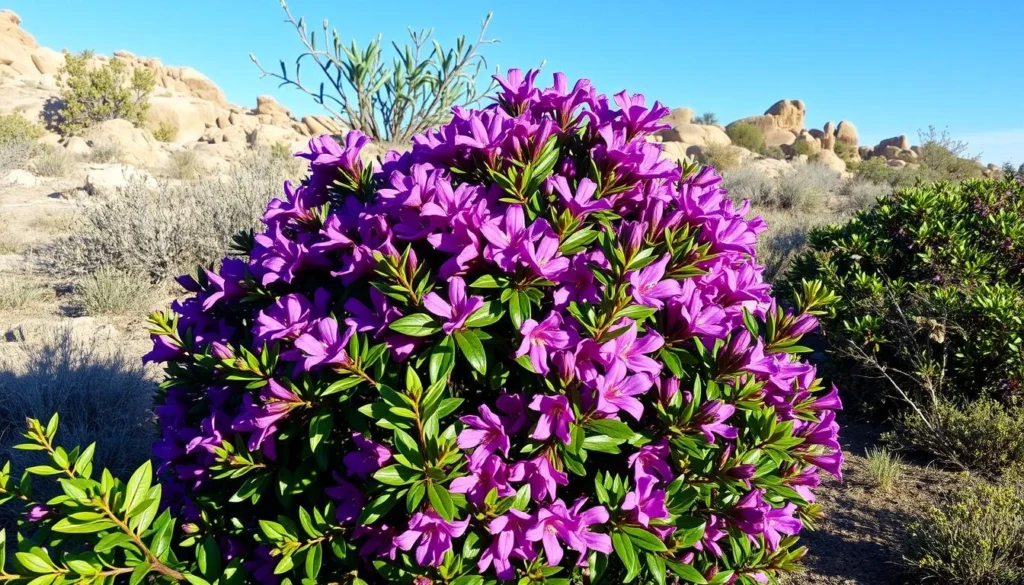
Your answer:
[75,268,157,316]
[88,142,124,164]
[0,217,26,254]
[166,149,205,180]
[0,325,154,504]
[40,149,299,282]
[31,144,74,177]
[755,207,849,282]
[0,276,53,311]
[864,447,903,491]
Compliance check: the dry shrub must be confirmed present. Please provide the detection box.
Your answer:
[31,144,74,177]
[0,276,52,310]
[75,267,157,316]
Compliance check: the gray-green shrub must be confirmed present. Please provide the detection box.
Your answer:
[40,150,297,282]
[905,479,1024,584]
[899,398,1024,474]
[75,267,156,316]
[726,122,765,152]
[775,162,842,210]
[31,144,74,177]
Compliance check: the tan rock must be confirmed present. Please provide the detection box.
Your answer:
[658,141,701,164]
[874,135,910,156]
[764,99,806,133]
[660,107,694,128]
[727,115,777,135]
[835,121,859,147]
[2,169,39,187]
[84,164,157,196]
[821,122,836,151]
[248,123,302,150]
[302,115,343,136]
[812,149,846,173]
[657,123,730,148]
[897,149,918,162]
[790,132,821,156]
[80,119,165,167]
[145,95,224,143]
[743,157,791,179]
[30,47,63,75]
[858,146,873,159]
[887,159,907,168]
[64,136,91,157]
[764,129,796,149]
[170,66,226,105]
[883,146,902,160]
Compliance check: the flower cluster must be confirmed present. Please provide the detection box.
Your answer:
[145,69,842,584]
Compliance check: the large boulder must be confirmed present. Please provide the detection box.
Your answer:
[835,121,859,148]
[84,164,157,197]
[63,136,92,157]
[2,169,39,187]
[727,115,777,135]
[0,10,39,77]
[30,47,63,75]
[812,149,847,174]
[80,119,165,167]
[302,115,343,137]
[248,123,304,151]
[657,122,730,148]
[764,129,796,149]
[659,107,694,128]
[821,122,836,151]
[743,157,792,180]
[874,135,910,156]
[764,99,806,133]
[146,95,225,143]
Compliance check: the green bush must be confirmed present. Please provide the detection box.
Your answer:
[726,122,764,152]
[899,398,1024,473]
[786,177,1024,466]
[850,156,924,188]
[694,111,718,125]
[55,50,155,135]
[152,121,177,142]
[761,145,785,159]
[905,479,1024,584]
[833,141,856,161]
[0,112,44,145]
[790,138,814,157]
[917,126,984,182]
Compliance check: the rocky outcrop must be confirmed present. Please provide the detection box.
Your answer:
[835,121,859,148]
[656,122,730,149]
[764,99,806,134]
[764,129,797,149]
[659,107,694,128]
[80,119,165,167]
[84,164,157,196]
[812,149,847,173]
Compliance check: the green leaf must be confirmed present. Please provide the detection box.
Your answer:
[52,518,118,534]
[15,550,56,574]
[584,419,635,440]
[429,335,456,382]
[622,526,667,552]
[122,460,153,515]
[454,330,487,374]
[427,482,456,522]
[129,562,152,585]
[612,531,639,582]
[198,535,221,578]
[559,228,599,255]
[373,465,420,486]
[305,542,323,579]
[646,553,667,585]
[389,313,441,337]
[464,301,504,329]
[665,559,708,583]
[309,411,333,454]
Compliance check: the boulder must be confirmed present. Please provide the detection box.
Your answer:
[30,47,63,75]
[0,10,40,77]
[743,157,791,180]
[887,159,907,168]
[2,169,39,187]
[858,146,873,159]
[657,123,730,148]
[874,135,910,156]
[883,145,902,160]
[169,66,226,105]
[897,149,918,162]
[835,121,859,147]
[659,141,700,164]
[63,136,91,157]
[727,115,777,135]
[302,115,343,136]
[145,95,224,143]
[248,123,303,150]
[821,122,836,151]
[812,149,846,173]
[764,99,806,133]
[764,129,797,149]
[80,119,165,167]
[790,132,822,156]
[659,107,694,128]
[84,164,157,197]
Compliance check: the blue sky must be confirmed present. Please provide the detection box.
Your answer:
[9,0,1024,164]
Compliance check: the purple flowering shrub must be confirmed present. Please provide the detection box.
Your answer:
[0,70,842,584]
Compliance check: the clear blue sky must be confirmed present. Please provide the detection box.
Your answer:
[8,0,1024,164]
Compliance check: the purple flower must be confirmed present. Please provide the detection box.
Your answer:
[480,205,529,272]
[253,291,325,344]
[516,313,572,375]
[599,322,663,377]
[344,433,393,479]
[550,176,611,219]
[292,317,354,371]
[729,490,766,535]
[525,498,612,566]
[764,503,802,550]
[394,511,469,567]
[479,509,536,579]
[629,255,681,309]
[622,476,669,527]
[528,394,575,444]
[805,450,844,481]
[696,400,739,443]
[450,455,517,507]
[422,276,484,334]
[522,220,570,281]
[353,523,398,560]
[458,404,511,469]
[592,361,654,420]
[325,473,364,524]
[512,454,569,502]
[628,440,674,483]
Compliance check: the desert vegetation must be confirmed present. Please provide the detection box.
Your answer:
[0,5,1021,585]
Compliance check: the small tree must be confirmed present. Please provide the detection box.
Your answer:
[252,0,498,143]
[694,111,718,125]
[726,122,765,152]
[916,125,982,181]
[55,50,155,135]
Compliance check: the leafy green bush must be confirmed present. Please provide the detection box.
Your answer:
[905,479,1024,584]
[786,177,1024,467]
[0,112,44,145]
[152,121,177,142]
[55,50,156,135]
[726,123,764,152]
[833,141,855,161]
[789,139,814,158]
[694,111,718,125]
[850,156,924,189]
[761,145,785,160]
[917,126,983,182]
[899,398,1024,473]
